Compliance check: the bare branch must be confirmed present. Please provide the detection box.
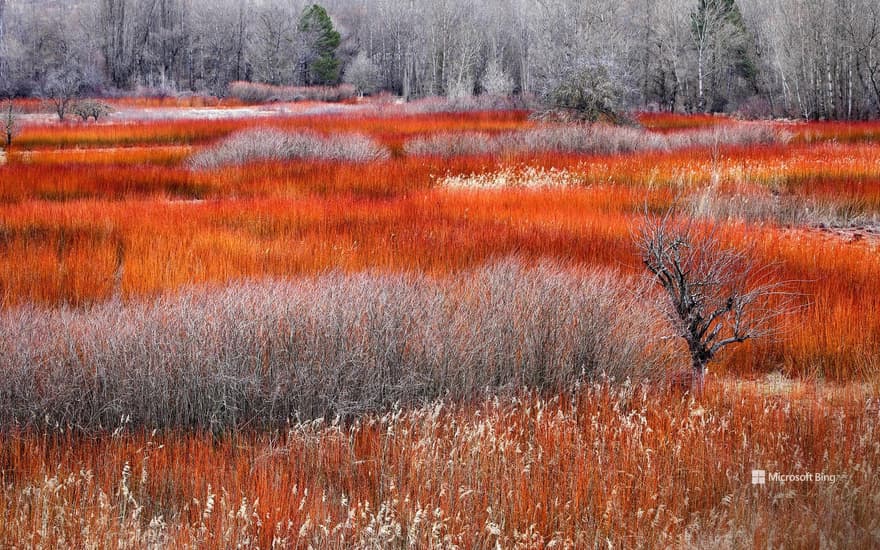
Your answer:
[635,211,796,392]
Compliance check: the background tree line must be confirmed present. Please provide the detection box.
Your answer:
[1,0,879,119]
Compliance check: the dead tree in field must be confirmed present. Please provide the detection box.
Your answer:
[635,212,791,392]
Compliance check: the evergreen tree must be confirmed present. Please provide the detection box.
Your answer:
[298,4,341,85]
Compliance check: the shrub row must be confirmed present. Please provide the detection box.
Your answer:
[0,261,675,431]
[189,127,389,168]
[404,123,791,157]
[227,81,357,103]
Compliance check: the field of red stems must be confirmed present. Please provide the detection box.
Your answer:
[1,105,878,547]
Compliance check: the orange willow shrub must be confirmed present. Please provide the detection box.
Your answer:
[636,111,728,131]
[791,120,880,143]
[1,110,879,384]
[0,384,877,547]
[14,111,531,149]
[4,142,880,206]
[6,145,192,167]
[0,190,648,305]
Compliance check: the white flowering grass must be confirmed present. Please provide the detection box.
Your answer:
[2,382,877,548]
[436,165,583,190]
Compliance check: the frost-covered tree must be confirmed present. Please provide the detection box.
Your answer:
[481,58,514,97]
[0,0,877,119]
[343,51,381,95]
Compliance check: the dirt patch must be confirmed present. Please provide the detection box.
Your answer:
[811,224,880,243]
[720,373,877,409]
[782,224,880,250]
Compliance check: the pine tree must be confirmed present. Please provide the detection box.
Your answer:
[298,4,341,85]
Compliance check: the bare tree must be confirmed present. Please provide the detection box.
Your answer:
[481,57,514,97]
[635,212,792,392]
[0,0,6,86]
[71,99,112,122]
[2,99,16,148]
[41,67,83,121]
[846,0,880,115]
[251,1,298,85]
[343,50,381,96]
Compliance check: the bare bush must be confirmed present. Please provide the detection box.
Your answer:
[190,127,390,169]
[71,100,113,121]
[689,184,783,224]
[539,60,628,123]
[227,81,357,103]
[669,124,792,149]
[0,261,676,431]
[394,94,527,114]
[513,125,669,154]
[688,183,880,229]
[404,123,790,157]
[403,131,498,157]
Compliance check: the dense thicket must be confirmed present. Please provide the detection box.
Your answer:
[0,262,673,430]
[1,0,879,119]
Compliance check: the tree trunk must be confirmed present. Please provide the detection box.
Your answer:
[0,0,6,81]
[691,357,706,395]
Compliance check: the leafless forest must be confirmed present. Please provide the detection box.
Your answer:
[2,0,880,119]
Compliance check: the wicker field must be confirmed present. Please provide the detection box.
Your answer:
[0,104,878,547]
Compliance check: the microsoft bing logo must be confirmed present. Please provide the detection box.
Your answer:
[751,469,766,485]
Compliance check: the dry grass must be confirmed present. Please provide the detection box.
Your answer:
[0,384,877,548]
[436,165,584,189]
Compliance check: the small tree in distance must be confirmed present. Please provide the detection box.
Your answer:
[3,100,18,148]
[481,59,514,97]
[635,211,794,393]
[71,100,113,122]
[541,60,627,123]
[343,51,381,96]
[41,66,83,121]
